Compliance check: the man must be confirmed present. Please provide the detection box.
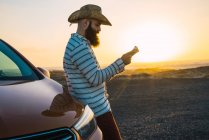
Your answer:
[63,4,138,140]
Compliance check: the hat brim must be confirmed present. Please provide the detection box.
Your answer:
[68,10,112,26]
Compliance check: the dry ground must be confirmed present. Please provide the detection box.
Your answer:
[107,78,209,140]
[50,71,209,140]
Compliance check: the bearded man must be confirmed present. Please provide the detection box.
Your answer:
[63,4,137,140]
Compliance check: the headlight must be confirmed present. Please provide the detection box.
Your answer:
[74,105,97,139]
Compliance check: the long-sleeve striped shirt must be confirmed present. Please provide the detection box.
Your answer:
[63,33,125,117]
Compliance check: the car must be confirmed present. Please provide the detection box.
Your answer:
[0,39,103,140]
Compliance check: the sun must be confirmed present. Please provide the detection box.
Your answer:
[120,22,185,63]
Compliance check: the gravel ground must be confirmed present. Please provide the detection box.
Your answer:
[50,71,209,140]
[107,78,209,140]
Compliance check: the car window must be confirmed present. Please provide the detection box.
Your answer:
[0,41,40,83]
[0,51,22,77]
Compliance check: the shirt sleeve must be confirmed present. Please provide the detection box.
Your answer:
[70,43,125,86]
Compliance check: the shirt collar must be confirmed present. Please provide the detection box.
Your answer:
[71,33,89,42]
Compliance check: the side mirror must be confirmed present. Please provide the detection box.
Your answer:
[37,67,50,78]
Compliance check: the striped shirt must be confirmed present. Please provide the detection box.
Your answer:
[63,33,125,117]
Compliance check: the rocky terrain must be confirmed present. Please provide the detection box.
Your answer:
[107,78,209,140]
[50,66,209,140]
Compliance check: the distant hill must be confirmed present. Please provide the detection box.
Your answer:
[116,66,209,79]
[153,66,209,78]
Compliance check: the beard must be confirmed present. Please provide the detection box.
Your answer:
[85,22,100,47]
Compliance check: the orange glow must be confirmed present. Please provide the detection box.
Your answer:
[1,1,209,68]
[120,22,186,63]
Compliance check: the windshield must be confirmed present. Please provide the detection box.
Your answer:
[0,41,40,85]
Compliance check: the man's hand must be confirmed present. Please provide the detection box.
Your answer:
[121,46,139,65]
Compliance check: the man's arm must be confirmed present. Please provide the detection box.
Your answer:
[70,44,125,86]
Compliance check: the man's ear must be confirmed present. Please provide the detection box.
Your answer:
[83,19,90,30]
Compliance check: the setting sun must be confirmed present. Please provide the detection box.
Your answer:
[120,22,186,63]
[1,0,209,68]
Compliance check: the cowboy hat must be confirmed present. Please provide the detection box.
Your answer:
[68,4,112,26]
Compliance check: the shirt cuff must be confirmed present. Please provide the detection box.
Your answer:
[115,58,125,73]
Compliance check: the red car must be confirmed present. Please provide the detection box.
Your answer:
[0,39,103,140]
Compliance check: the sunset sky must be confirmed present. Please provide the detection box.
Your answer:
[1,0,209,68]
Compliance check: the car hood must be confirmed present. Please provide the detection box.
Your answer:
[0,78,83,138]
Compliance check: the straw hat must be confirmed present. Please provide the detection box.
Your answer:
[68,4,112,26]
